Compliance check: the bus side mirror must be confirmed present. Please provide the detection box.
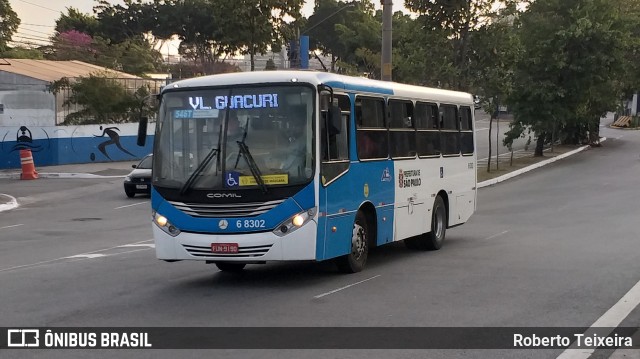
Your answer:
[328,105,342,134]
[137,117,148,147]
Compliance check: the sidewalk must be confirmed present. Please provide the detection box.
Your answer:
[0,160,138,212]
[0,160,137,179]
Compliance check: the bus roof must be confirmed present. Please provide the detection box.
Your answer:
[164,70,473,105]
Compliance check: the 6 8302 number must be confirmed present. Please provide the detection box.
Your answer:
[236,219,266,229]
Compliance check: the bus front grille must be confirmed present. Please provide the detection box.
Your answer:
[169,199,285,218]
[182,244,272,258]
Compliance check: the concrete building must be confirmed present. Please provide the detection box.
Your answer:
[0,60,154,169]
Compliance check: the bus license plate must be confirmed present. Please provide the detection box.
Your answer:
[136,185,148,189]
[211,243,239,254]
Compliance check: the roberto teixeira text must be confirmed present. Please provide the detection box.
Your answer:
[6,329,152,348]
[513,333,634,348]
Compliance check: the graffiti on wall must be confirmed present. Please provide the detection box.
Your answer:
[3,126,48,153]
[0,123,153,169]
[93,126,135,160]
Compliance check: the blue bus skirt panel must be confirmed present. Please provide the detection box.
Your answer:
[317,160,395,261]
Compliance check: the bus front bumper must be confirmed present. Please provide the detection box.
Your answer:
[153,221,317,262]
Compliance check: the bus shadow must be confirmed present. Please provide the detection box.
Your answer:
[167,235,469,293]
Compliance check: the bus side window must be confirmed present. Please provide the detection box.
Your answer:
[440,104,460,156]
[416,102,440,157]
[389,99,416,159]
[356,96,387,160]
[321,94,351,185]
[460,106,474,155]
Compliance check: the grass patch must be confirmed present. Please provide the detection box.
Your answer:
[477,145,581,183]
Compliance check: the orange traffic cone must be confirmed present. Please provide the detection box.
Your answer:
[19,149,38,180]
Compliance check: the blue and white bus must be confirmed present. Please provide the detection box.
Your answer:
[140,71,476,273]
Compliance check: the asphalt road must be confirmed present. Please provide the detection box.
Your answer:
[0,124,639,358]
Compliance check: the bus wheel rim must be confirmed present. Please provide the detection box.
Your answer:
[435,206,444,240]
[352,223,366,260]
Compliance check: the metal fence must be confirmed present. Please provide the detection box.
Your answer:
[55,77,168,125]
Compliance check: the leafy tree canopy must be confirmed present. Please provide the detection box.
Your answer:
[0,0,21,52]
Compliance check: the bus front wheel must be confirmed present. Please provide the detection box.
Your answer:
[336,211,369,273]
[215,262,246,272]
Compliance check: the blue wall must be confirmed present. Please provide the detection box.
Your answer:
[0,124,154,169]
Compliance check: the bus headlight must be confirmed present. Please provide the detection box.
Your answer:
[273,207,317,237]
[153,211,181,237]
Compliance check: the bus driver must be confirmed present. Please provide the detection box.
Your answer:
[279,117,307,177]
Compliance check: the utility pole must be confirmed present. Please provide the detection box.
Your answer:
[381,0,393,81]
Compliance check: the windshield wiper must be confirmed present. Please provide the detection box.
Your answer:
[179,146,219,195]
[179,121,224,195]
[234,118,268,194]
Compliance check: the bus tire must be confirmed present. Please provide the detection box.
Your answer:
[419,195,447,250]
[336,211,369,273]
[215,262,246,272]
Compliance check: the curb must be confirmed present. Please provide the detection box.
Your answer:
[0,173,126,179]
[478,138,606,188]
[609,125,640,131]
[0,194,19,213]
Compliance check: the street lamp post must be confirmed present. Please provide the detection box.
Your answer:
[381,0,393,81]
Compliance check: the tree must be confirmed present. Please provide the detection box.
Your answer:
[264,58,277,70]
[614,0,640,101]
[304,0,354,72]
[328,2,380,76]
[53,74,154,125]
[55,7,99,36]
[508,0,628,155]
[93,0,150,44]
[232,0,304,71]
[1,47,43,59]
[114,38,165,75]
[468,3,522,170]
[0,0,20,52]
[405,0,501,90]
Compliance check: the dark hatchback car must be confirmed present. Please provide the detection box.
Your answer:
[124,154,152,198]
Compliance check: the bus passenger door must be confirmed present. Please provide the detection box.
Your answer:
[318,106,352,260]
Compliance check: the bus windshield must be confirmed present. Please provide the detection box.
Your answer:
[153,85,315,191]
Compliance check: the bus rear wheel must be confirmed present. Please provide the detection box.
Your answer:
[215,262,246,272]
[417,195,447,250]
[336,211,369,273]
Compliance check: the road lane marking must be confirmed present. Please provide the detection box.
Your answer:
[314,275,382,299]
[0,224,24,230]
[0,193,18,212]
[0,238,154,274]
[81,239,153,255]
[114,201,149,210]
[484,230,509,240]
[556,279,640,359]
[118,244,155,248]
[65,254,106,259]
